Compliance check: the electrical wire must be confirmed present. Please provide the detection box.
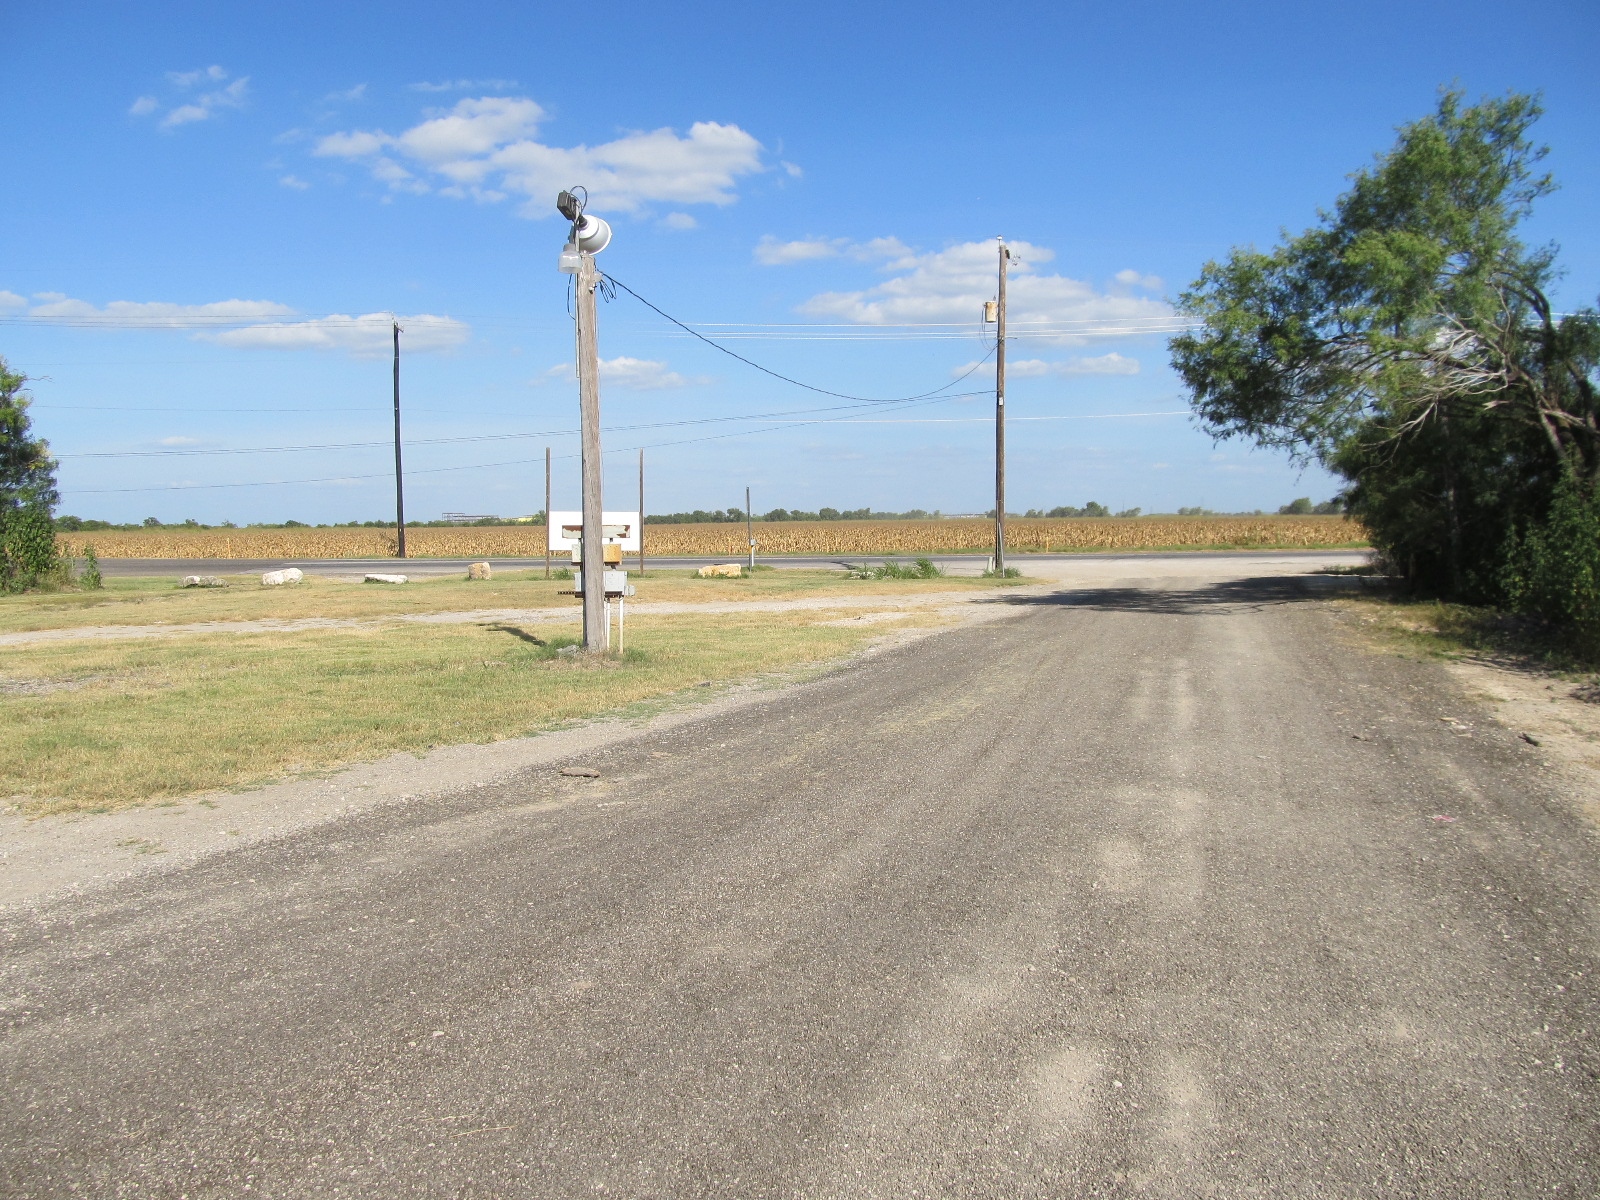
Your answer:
[63,403,1186,495]
[52,391,991,459]
[602,273,998,404]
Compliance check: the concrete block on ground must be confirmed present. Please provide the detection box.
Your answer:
[261,568,304,587]
[697,563,743,578]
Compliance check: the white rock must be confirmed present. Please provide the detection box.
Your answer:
[364,573,408,584]
[261,568,304,587]
[182,576,227,588]
[467,561,492,580]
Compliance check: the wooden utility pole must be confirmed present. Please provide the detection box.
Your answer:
[746,486,755,572]
[638,449,646,577]
[392,319,406,559]
[544,445,552,580]
[575,252,608,651]
[994,240,1010,574]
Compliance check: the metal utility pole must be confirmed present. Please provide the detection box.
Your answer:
[994,240,1010,574]
[746,486,755,572]
[575,251,608,651]
[544,445,552,580]
[638,449,646,577]
[392,319,406,559]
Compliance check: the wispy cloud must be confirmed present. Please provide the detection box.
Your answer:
[536,356,709,390]
[6,293,467,357]
[753,235,911,266]
[314,96,767,215]
[952,352,1141,378]
[211,313,469,356]
[323,83,367,103]
[278,175,311,191]
[130,66,250,130]
[409,78,520,93]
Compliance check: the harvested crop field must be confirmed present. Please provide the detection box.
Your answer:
[59,515,1364,560]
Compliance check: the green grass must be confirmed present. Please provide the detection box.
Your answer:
[0,608,926,815]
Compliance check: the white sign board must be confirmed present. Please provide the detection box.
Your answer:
[547,511,641,553]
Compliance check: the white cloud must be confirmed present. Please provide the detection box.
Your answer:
[210,313,469,356]
[535,357,707,390]
[279,174,311,190]
[953,352,1141,379]
[0,290,26,310]
[324,84,367,103]
[132,68,249,129]
[660,212,698,231]
[797,239,1173,340]
[781,161,803,178]
[315,96,766,214]
[159,436,202,446]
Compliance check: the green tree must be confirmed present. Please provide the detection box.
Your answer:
[1170,90,1600,599]
[0,357,62,591]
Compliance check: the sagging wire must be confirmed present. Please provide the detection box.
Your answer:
[601,272,997,404]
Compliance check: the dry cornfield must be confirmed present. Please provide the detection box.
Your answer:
[60,516,1364,560]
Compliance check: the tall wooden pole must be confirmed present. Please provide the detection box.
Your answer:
[575,253,608,651]
[392,319,406,559]
[544,445,552,580]
[994,240,1009,574]
[638,449,645,577]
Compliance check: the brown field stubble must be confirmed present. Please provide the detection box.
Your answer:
[60,516,1364,560]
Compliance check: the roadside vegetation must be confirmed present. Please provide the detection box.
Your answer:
[1172,89,1600,660]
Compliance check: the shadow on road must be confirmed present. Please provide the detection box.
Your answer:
[989,575,1361,616]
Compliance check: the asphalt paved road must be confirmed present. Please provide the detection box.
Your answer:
[4,569,1596,1197]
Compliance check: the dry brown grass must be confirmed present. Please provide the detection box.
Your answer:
[62,515,1364,559]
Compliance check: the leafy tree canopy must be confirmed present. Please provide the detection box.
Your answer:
[1170,90,1600,483]
[0,356,58,514]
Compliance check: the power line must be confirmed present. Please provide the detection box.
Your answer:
[602,273,998,403]
[61,404,1187,496]
[52,391,991,459]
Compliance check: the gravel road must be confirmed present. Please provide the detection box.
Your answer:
[3,567,1596,1197]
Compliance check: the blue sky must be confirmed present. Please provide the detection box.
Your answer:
[4,0,1597,523]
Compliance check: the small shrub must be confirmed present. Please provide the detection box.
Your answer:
[1,503,64,592]
[79,544,103,590]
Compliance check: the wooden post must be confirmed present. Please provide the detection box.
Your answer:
[638,448,645,577]
[392,319,406,559]
[994,240,1009,575]
[746,485,755,572]
[544,445,552,580]
[576,253,608,651]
